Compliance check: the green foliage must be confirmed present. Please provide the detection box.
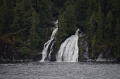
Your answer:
[75,0,88,21]
[29,9,40,50]
[18,46,31,55]
[0,0,14,34]
[0,0,120,59]
[87,13,96,38]
[12,0,24,31]
[64,4,77,35]
[115,19,120,58]
[58,14,67,39]
[96,4,104,45]
[104,10,114,42]
[0,7,3,37]
[58,3,77,37]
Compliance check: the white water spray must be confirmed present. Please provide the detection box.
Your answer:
[41,20,58,61]
[57,29,79,62]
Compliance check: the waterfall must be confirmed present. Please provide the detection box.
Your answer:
[56,29,79,62]
[41,20,58,61]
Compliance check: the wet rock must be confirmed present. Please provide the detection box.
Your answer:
[33,54,42,61]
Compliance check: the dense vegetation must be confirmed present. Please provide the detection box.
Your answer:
[0,0,120,61]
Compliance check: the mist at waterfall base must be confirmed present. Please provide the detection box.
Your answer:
[0,62,120,79]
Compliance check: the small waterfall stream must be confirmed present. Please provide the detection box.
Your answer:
[56,29,79,62]
[41,20,58,61]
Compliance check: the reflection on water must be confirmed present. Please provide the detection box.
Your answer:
[0,62,120,79]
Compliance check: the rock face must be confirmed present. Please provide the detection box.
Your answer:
[33,54,42,61]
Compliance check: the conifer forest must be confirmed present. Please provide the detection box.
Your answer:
[0,0,120,62]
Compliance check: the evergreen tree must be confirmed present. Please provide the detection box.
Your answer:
[58,13,67,40]
[1,0,14,34]
[12,0,24,31]
[58,3,77,40]
[29,8,40,50]
[0,7,4,37]
[115,19,120,58]
[0,0,120,60]
[96,3,104,45]
[105,10,114,42]
[75,0,89,29]
[64,4,77,35]
[87,12,97,58]
[87,13,96,39]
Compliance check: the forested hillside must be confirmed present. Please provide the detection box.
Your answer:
[0,0,120,62]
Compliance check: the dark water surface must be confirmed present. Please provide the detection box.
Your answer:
[0,62,120,79]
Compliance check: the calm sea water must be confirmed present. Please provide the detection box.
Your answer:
[0,62,120,79]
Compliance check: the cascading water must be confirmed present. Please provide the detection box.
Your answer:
[56,29,79,62]
[41,20,58,61]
